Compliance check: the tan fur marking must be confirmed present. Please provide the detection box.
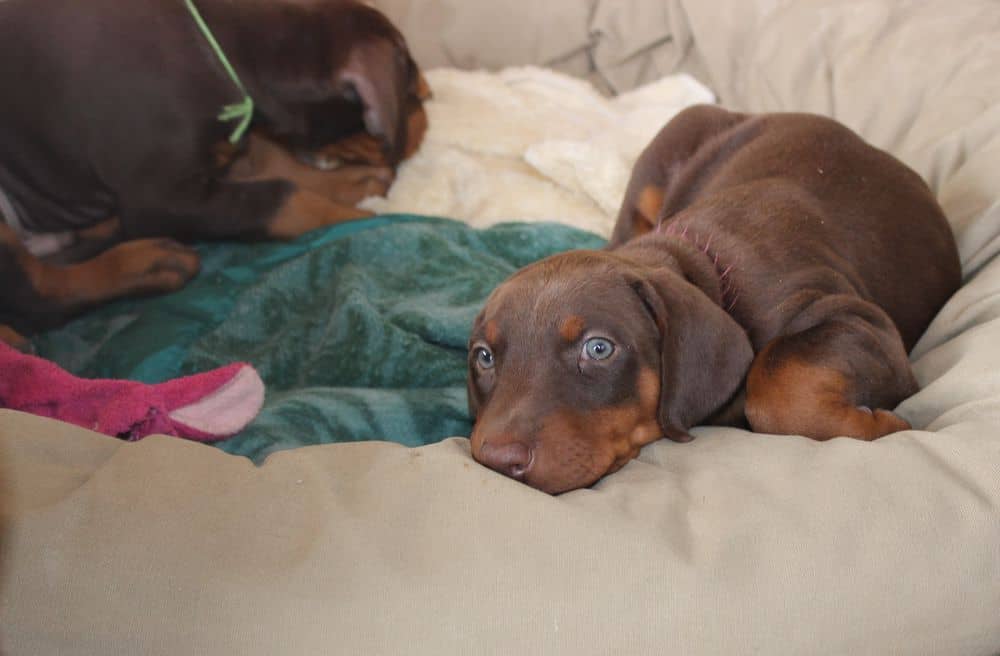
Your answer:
[231,134,392,206]
[536,409,616,493]
[559,315,585,342]
[637,368,660,416]
[0,222,19,248]
[403,102,429,160]
[267,189,374,240]
[0,325,28,350]
[26,239,200,306]
[415,73,432,100]
[308,97,427,167]
[631,185,666,236]
[311,132,387,168]
[746,344,910,440]
[484,320,500,345]
[532,367,663,490]
[76,217,121,242]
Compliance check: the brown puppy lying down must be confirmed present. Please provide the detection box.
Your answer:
[0,0,428,345]
[467,105,962,495]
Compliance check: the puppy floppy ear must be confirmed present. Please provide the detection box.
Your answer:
[335,41,408,161]
[630,269,753,442]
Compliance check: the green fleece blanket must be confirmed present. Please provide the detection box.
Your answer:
[33,216,604,462]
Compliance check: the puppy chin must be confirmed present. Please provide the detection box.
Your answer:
[529,469,606,495]
[526,446,618,495]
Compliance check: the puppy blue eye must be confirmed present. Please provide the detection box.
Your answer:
[474,347,495,369]
[583,337,615,361]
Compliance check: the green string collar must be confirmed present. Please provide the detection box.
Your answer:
[184,0,254,144]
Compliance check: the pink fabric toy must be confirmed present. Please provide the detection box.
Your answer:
[0,341,265,441]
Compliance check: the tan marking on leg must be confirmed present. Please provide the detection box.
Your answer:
[559,315,585,342]
[28,239,200,307]
[266,189,374,240]
[4,216,199,326]
[306,165,392,204]
[309,99,427,168]
[311,133,388,168]
[231,133,392,204]
[745,345,911,441]
[0,325,29,350]
[0,222,20,248]
[75,217,121,243]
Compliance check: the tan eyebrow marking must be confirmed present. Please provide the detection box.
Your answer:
[485,320,500,344]
[559,315,586,342]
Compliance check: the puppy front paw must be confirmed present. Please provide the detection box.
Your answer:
[102,238,201,297]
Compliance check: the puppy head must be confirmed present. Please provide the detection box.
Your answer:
[258,1,429,164]
[468,250,752,494]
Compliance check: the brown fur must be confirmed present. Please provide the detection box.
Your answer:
[468,105,962,494]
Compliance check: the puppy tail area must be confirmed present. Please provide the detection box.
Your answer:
[0,341,264,441]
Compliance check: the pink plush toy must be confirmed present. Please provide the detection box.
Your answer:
[0,341,265,441]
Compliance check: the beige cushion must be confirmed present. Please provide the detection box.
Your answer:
[371,0,596,81]
[371,0,702,94]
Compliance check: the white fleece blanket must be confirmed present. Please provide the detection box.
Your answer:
[362,67,714,236]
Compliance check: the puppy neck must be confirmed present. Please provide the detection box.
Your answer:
[614,229,735,311]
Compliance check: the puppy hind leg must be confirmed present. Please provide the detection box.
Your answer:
[745,308,917,441]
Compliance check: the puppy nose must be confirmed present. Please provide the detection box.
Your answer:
[478,440,533,480]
